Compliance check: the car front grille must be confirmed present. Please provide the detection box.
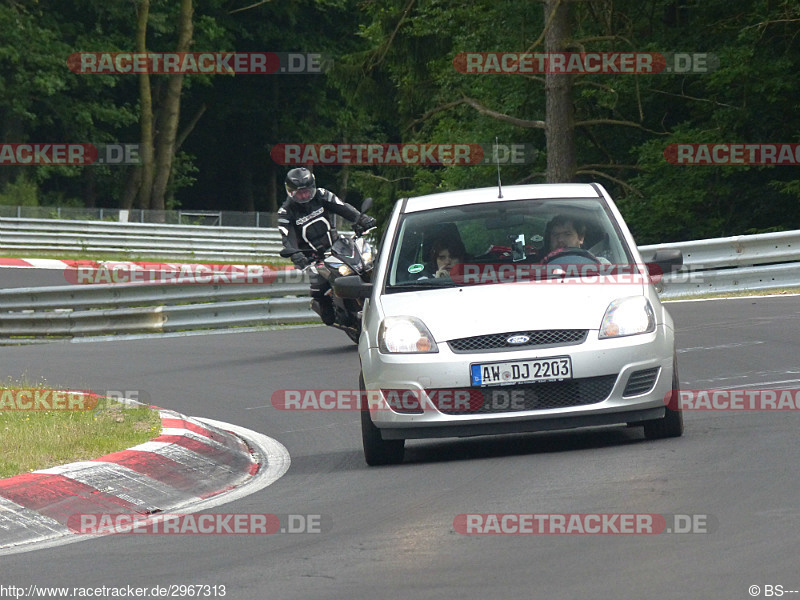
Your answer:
[622,367,660,397]
[432,374,618,415]
[448,329,588,353]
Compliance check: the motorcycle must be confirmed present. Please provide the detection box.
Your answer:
[305,198,376,343]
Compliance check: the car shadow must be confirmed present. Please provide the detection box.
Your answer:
[289,425,655,474]
[400,425,648,465]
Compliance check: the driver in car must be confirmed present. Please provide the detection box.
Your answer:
[542,215,587,262]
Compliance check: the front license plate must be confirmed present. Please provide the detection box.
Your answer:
[470,357,572,386]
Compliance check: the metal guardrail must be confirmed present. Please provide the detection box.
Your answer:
[0,205,279,227]
[0,270,316,339]
[656,262,800,299]
[1,223,800,340]
[0,217,284,261]
[640,230,800,269]
[640,230,800,298]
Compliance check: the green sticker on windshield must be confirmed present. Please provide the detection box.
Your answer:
[408,263,425,274]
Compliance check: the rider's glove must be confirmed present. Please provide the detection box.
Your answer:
[353,214,377,236]
[291,252,310,270]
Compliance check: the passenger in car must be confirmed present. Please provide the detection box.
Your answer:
[419,235,467,279]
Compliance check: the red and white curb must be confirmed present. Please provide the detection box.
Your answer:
[0,258,289,270]
[0,409,290,555]
[0,258,239,270]
[0,257,80,270]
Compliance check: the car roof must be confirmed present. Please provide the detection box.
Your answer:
[400,183,604,213]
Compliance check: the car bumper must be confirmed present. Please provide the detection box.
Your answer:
[361,324,675,440]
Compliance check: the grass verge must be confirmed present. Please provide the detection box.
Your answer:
[0,391,162,479]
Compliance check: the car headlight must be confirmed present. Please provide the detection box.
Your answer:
[599,296,656,339]
[379,316,439,353]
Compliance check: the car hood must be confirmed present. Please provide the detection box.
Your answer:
[378,281,647,342]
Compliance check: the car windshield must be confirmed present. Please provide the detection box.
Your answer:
[385,197,638,291]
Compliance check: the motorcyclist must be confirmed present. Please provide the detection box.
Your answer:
[277,167,376,325]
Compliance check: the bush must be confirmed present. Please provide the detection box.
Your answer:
[0,175,39,206]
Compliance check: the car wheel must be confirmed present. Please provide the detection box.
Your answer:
[643,355,684,440]
[360,375,405,465]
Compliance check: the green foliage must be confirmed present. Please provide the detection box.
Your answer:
[0,174,38,206]
[1,0,798,244]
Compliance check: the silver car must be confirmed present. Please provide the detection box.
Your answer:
[335,183,684,465]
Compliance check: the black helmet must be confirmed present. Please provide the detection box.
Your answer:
[285,167,317,204]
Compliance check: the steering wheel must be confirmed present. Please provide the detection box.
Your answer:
[541,247,601,265]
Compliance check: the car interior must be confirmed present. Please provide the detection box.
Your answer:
[387,198,632,286]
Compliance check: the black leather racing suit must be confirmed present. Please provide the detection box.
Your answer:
[277,188,362,324]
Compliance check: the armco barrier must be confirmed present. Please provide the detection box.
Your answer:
[639,229,800,270]
[655,262,800,298]
[639,229,800,298]
[2,225,800,339]
[0,217,283,261]
[0,270,316,339]
[0,205,279,226]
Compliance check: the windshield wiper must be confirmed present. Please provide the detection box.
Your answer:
[387,279,459,291]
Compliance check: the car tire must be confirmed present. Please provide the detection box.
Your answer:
[360,375,405,465]
[643,355,684,440]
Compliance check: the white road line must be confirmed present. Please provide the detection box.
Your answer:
[708,379,800,390]
[665,292,800,303]
[678,341,764,353]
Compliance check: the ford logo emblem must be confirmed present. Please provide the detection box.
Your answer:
[506,335,530,345]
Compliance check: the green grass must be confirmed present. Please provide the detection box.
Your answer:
[0,390,162,479]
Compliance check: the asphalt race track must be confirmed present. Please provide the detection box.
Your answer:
[0,266,71,288]
[1,295,800,600]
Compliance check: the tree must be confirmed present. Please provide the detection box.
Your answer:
[544,0,576,182]
[132,0,195,211]
[135,0,155,211]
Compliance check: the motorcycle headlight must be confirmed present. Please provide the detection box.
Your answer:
[356,238,374,270]
[599,296,656,339]
[338,264,354,276]
[379,316,438,353]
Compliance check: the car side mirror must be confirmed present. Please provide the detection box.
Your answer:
[333,275,373,299]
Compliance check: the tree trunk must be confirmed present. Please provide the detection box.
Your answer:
[544,0,576,183]
[136,0,155,210]
[151,0,193,212]
[83,168,96,208]
[163,103,206,208]
[121,167,142,210]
